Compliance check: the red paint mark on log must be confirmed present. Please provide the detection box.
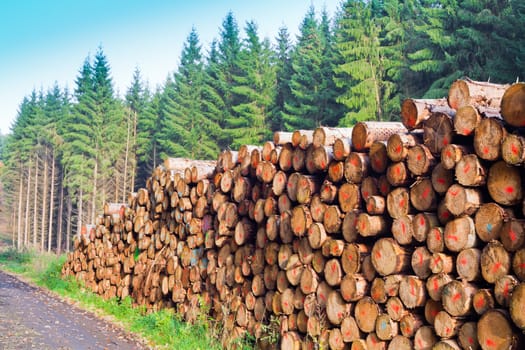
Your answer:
[447,234,458,242]
[452,293,461,302]
[463,163,470,174]
[435,230,441,241]
[399,198,405,207]
[450,189,459,196]
[433,279,439,291]
[393,304,400,313]
[422,187,431,199]
[363,191,369,199]
[437,178,445,184]
[468,337,474,345]
[443,137,449,146]
[475,297,485,309]
[341,192,349,201]
[319,293,326,301]
[320,161,326,169]
[509,229,517,242]
[486,339,495,347]
[520,263,525,269]
[441,211,450,219]
[376,250,382,259]
[505,186,514,194]
[410,279,416,296]
[418,251,423,265]
[460,257,467,265]
[395,145,402,154]
[445,150,452,158]
[350,157,359,166]
[512,143,519,155]
[483,146,489,155]
[417,154,422,161]
[419,216,425,226]
[503,281,510,297]
[331,263,337,273]
[401,221,406,234]
[463,128,471,136]
[492,262,502,273]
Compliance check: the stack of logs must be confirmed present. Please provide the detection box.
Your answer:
[62,78,525,350]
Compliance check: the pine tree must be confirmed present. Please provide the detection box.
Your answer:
[228,21,275,148]
[269,26,293,132]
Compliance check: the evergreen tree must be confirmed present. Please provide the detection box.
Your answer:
[228,21,275,147]
[269,26,294,131]
[283,6,336,130]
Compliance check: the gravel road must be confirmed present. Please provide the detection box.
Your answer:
[0,269,148,350]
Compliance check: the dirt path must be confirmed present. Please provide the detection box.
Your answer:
[0,269,149,350]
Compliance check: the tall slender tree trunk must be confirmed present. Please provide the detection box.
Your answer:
[41,148,48,251]
[131,110,137,193]
[11,211,16,248]
[56,173,64,255]
[24,164,31,248]
[77,188,83,237]
[16,172,23,250]
[122,110,131,202]
[47,149,56,252]
[66,194,72,252]
[91,158,98,225]
[33,153,39,248]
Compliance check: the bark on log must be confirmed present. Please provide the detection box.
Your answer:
[501,82,525,127]
[352,121,407,151]
[400,98,451,130]
[448,78,508,110]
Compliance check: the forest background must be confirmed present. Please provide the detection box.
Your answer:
[1,0,524,252]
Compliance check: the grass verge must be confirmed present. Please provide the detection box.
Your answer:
[0,248,255,350]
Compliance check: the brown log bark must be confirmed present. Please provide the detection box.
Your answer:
[312,127,353,148]
[448,78,508,109]
[400,98,451,130]
[352,121,407,151]
[513,248,525,281]
[510,283,525,330]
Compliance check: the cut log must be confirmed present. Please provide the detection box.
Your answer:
[407,144,435,176]
[341,274,369,302]
[278,143,294,172]
[410,178,437,212]
[412,212,439,243]
[500,218,525,252]
[431,163,454,194]
[423,112,454,156]
[454,105,480,136]
[502,133,525,165]
[312,127,353,148]
[456,248,482,282]
[474,117,506,161]
[371,238,411,276]
[442,280,477,316]
[327,160,345,183]
[434,310,464,339]
[510,283,525,330]
[444,184,482,216]
[386,187,411,219]
[352,121,407,151]
[386,161,412,186]
[369,141,389,174]
[327,290,352,326]
[512,248,525,281]
[274,131,293,145]
[375,313,398,341]
[473,289,495,315]
[354,296,380,333]
[429,252,454,274]
[411,246,432,279]
[478,309,521,350]
[341,316,362,343]
[481,240,511,284]
[444,215,478,252]
[440,144,470,170]
[399,276,427,309]
[448,78,508,110]
[399,312,424,338]
[361,176,379,202]
[400,98,451,130]
[332,137,351,161]
[487,161,522,206]
[426,273,453,302]
[344,152,369,184]
[458,322,479,350]
[338,183,361,213]
[474,202,509,242]
[386,296,407,321]
[386,132,421,162]
[501,82,525,127]
[494,275,519,307]
[455,154,486,187]
[357,213,389,237]
[392,215,414,245]
[324,258,343,287]
[414,326,438,350]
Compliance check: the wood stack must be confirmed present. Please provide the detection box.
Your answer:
[63,80,525,350]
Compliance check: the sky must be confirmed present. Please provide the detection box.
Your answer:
[0,0,341,135]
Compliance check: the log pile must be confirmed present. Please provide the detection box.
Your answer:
[63,80,525,350]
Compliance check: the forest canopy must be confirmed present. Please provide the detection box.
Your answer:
[2,0,525,252]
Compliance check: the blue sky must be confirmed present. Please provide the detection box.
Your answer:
[0,0,341,134]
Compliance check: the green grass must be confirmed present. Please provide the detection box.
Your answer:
[0,248,255,350]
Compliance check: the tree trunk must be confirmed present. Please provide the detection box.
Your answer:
[41,147,49,251]
[47,149,56,252]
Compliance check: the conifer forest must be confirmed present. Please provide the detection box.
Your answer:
[2,0,525,253]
